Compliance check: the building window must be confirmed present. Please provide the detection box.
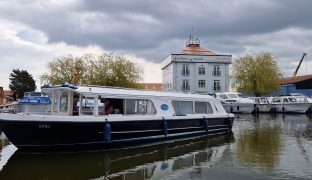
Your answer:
[213,65,221,76]
[198,67,205,75]
[181,64,189,76]
[198,80,205,88]
[181,80,190,91]
[213,80,221,91]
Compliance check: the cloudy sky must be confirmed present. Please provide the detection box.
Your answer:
[1,0,312,89]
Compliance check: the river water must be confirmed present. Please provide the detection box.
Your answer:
[0,114,311,180]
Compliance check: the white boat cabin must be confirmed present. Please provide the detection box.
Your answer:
[215,92,242,100]
[270,96,309,104]
[40,85,227,117]
[250,97,270,104]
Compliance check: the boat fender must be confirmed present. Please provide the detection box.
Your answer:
[254,104,258,113]
[282,106,285,113]
[203,116,209,131]
[237,106,239,111]
[230,106,233,113]
[104,118,111,143]
[162,117,168,137]
[228,117,234,129]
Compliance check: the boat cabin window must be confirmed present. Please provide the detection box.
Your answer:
[218,94,228,99]
[80,96,98,115]
[288,97,297,103]
[60,91,69,113]
[272,97,281,103]
[172,101,194,114]
[283,98,289,103]
[259,98,268,104]
[225,99,237,103]
[125,99,156,115]
[99,98,124,115]
[52,89,70,113]
[194,101,213,114]
[24,92,47,97]
[228,94,239,98]
[296,97,307,102]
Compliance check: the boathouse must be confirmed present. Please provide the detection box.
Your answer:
[278,74,312,95]
[161,34,232,94]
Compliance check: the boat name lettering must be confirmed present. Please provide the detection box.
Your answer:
[39,124,50,128]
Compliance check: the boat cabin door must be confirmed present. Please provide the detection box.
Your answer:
[50,88,74,116]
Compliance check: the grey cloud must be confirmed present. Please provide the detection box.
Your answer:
[1,0,312,67]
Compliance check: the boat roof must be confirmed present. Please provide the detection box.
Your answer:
[42,84,215,100]
[76,86,214,99]
[216,92,241,95]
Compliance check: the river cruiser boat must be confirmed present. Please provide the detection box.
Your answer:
[17,92,51,114]
[270,96,312,113]
[215,92,256,113]
[0,84,234,152]
[249,97,272,113]
[286,93,312,113]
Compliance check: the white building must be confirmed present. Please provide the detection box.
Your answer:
[161,36,232,94]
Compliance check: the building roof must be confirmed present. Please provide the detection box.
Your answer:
[181,43,216,56]
[278,74,312,85]
[160,35,232,69]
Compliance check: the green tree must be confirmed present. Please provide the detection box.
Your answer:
[9,69,36,98]
[41,53,143,88]
[41,55,85,85]
[232,52,282,96]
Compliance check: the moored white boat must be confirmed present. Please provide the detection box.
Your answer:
[286,93,312,113]
[249,97,272,113]
[0,84,234,152]
[215,92,256,113]
[269,96,312,113]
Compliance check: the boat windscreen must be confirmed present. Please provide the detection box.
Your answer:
[228,94,239,98]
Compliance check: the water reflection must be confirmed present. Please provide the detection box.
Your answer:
[235,116,282,170]
[0,133,234,180]
[233,114,312,179]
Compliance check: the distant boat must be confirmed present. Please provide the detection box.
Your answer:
[215,92,256,113]
[0,84,234,152]
[269,96,312,113]
[249,97,272,113]
[17,92,51,115]
[285,93,312,113]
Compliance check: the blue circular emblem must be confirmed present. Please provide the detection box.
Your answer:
[161,104,169,111]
